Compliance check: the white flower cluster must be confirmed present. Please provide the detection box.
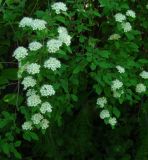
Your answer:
[31,113,49,129]
[27,94,41,107]
[19,17,33,28]
[114,10,136,33]
[44,57,61,71]
[111,79,124,98]
[15,3,71,131]
[135,71,147,94]
[116,65,125,73]
[96,97,107,108]
[140,71,148,79]
[40,102,52,114]
[29,41,42,51]
[47,26,71,53]
[114,13,126,22]
[97,97,117,127]
[22,121,33,130]
[100,109,110,119]
[26,89,37,97]
[40,84,55,96]
[22,114,49,130]
[99,109,117,127]
[13,47,28,61]
[108,117,117,126]
[136,83,146,93]
[26,63,40,75]
[21,76,36,90]
[108,34,121,40]
[51,2,67,14]
[122,22,132,32]
[31,113,43,124]
[19,17,47,30]
[40,119,49,129]
[126,10,136,18]
[58,27,72,46]
[31,19,47,30]
[111,79,123,91]
[47,39,62,53]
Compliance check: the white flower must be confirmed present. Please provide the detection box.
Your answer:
[126,10,136,18]
[26,89,37,97]
[44,57,61,71]
[108,34,121,40]
[116,65,125,73]
[96,97,107,108]
[40,102,52,114]
[40,119,49,129]
[19,17,47,30]
[58,33,71,46]
[136,83,146,93]
[111,79,123,91]
[108,117,117,126]
[27,94,41,107]
[13,47,28,61]
[51,2,67,14]
[113,90,124,98]
[58,26,71,46]
[100,109,110,119]
[114,13,126,22]
[122,22,132,32]
[26,63,40,75]
[21,76,36,90]
[40,84,55,96]
[139,71,148,79]
[29,41,42,51]
[47,39,62,53]
[31,19,47,30]
[19,17,33,28]
[22,121,33,130]
[58,26,68,34]
[31,113,43,125]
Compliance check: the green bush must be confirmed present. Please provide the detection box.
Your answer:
[0,0,147,159]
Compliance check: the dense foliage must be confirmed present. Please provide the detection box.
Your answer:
[0,0,148,159]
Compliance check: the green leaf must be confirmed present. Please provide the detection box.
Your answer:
[93,84,102,95]
[0,120,8,129]
[98,50,111,58]
[1,68,17,80]
[3,94,23,106]
[0,76,8,85]
[71,94,78,102]
[11,146,22,159]
[23,131,38,141]
[55,16,66,24]
[30,132,39,141]
[60,79,69,93]
[98,61,112,68]
[112,107,121,118]
[14,141,21,147]
[2,143,10,154]
[23,132,31,141]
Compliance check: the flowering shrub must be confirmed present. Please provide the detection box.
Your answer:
[0,0,148,159]
[13,2,72,132]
